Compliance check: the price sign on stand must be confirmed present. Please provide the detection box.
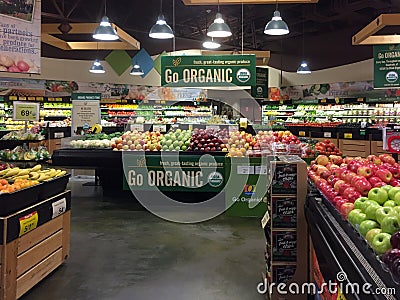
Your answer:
[153,124,167,133]
[19,211,39,237]
[131,124,144,132]
[13,101,40,122]
[323,132,332,138]
[52,198,67,219]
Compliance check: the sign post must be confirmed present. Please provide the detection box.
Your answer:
[374,44,400,89]
[71,93,101,136]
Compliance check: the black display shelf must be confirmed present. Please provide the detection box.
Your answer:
[306,191,399,300]
[0,140,45,150]
[45,126,71,139]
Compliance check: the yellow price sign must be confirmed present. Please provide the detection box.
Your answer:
[344,133,353,139]
[13,101,40,121]
[19,211,38,237]
[299,131,306,137]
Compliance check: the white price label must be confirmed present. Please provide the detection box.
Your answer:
[228,125,238,133]
[52,198,67,219]
[153,125,167,133]
[131,124,144,132]
[237,166,254,174]
[54,132,64,138]
[206,125,220,131]
[255,165,268,175]
[323,132,332,138]
[261,211,270,228]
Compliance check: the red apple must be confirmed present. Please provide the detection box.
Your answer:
[357,166,373,178]
[380,154,396,165]
[343,187,358,199]
[343,157,354,164]
[333,196,345,205]
[339,183,351,196]
[331,177,341,187]
[333,167,346,178]
[375,168,393,183]
[390,178,400,187]
[316,155,330,166]
[351,175,365,187]
[334,180,346,193]
[327,175,336,186]
[347,161,360,173]
[320,170,332,180]
[342,171,357,184]
[340,202,355,218]
[336,198,349,210]
[368,163,379,174]
[369,176,382,186]
[354,178,372,196]
[347,191,362,203]
[389,165,400,179]
[316,166,329,176]
[374,182,387,188]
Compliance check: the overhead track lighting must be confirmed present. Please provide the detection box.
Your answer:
[93,1,118,41]
[149,0,174,39]
[264,0,289,36]
[89,59,105,74]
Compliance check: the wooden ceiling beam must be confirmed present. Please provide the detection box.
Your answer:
[41,23,140,50]
[352,14,400,45]
[182,0,318,4]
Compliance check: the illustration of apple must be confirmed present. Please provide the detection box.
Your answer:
[368,187,388,205]
[357,166,373,178]
[371,232,392,255]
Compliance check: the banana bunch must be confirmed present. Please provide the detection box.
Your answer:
[0,165,66,182]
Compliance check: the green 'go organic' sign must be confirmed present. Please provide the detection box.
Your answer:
[161,55,256,87]
[374,44,400,89]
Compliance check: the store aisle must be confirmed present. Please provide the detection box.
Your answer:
[21,182,266,300]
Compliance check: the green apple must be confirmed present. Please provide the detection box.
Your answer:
[354,197,369,211]
[394,192,400,206]
[381,216,400,234]
[382,185,393,193]
[366,228,382,245]
[376,207,394,224]
[371,232,392,255]
[359,220,380,237]
[384,200,396,207]
[365,204,381,221]
[391,206,400,217]
[389,187,400,200]
[347,209,367,227]
[368,188,388,205]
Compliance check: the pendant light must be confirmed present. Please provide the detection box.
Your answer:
[130,64,144,76]
[89,59,105,74]
[203,10,221,49]
[149,0,174,39]
[93,0,118,41]
[296,9,311,74]
[264,0,289,36]
[207,0,232,38]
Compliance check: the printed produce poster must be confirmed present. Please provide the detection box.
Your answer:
[0,0,41,74]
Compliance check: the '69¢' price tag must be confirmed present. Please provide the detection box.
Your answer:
[13,101,40,122]
[19,211,39,237]
[52,198,67,219]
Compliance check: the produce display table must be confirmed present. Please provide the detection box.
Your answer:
[306,184,399,300]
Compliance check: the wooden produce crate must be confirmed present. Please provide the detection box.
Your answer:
[339,139,370,157]
[0,192,71,300]
[370,141,391,156]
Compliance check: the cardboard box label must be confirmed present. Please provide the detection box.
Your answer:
[272,231,297,262]
[272,197,297,228]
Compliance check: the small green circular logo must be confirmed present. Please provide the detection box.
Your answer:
[208,172,223,187]
[236,68,251,83]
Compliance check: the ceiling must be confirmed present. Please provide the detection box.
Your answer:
[41,0,400,72]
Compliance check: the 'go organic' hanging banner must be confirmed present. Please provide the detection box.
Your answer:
[161,55,256,87]
[0,0,41,74]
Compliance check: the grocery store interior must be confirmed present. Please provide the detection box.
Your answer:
[1,0,400,300]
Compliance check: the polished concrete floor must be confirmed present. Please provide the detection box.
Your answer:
[22,182,266,300]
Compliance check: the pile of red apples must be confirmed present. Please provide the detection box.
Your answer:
[308,154,400,211]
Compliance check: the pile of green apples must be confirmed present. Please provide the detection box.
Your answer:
[347,185,400,255]
[160,129,191,151]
